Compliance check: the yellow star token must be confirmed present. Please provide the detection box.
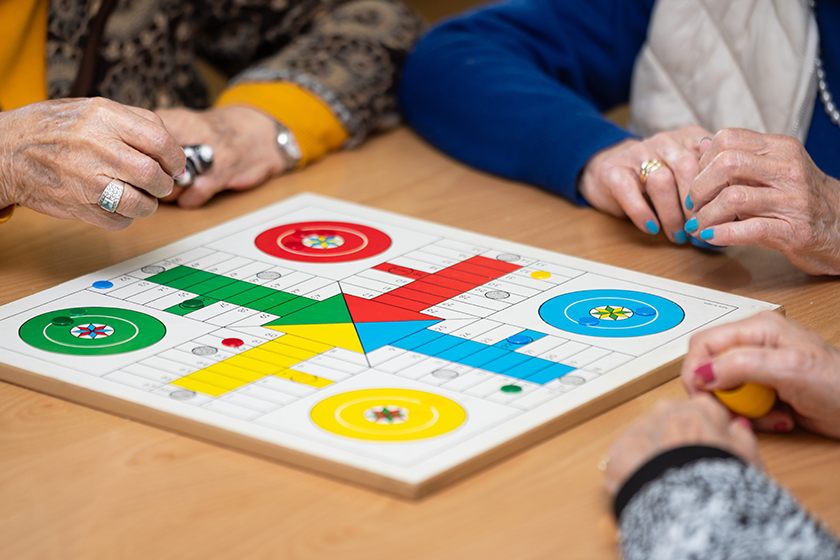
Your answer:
[311,388,466,441]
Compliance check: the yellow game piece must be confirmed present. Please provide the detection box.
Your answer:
[530,270,551,280]
[713,382,777,419]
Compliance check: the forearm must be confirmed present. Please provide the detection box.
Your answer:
[400,0,652,203]
[211,0,423,151]
[617,446,840,559]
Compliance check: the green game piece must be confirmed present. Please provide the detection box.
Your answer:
[500,385,523,393]
[67,309,87,317]
[180,298,205,309]
[20,307,166,356]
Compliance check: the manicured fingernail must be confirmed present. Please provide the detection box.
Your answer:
[700,137,713,148]
[684,217,698,233]
[774,422,791,432]
[174,167,187,179]
[674,230,688,244]
[694,362,715,384]
[645,220,660,235]
[700,228,714,240]
[685,194,694,210]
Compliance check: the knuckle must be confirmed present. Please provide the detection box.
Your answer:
[714,128,738,149]
[720,185,749,207]
[717,150,742,172]
[133,158,161,186]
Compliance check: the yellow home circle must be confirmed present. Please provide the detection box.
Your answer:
[530,270,551,280]
[311,388,466,441]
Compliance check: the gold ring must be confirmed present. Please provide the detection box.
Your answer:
[639,159,664,187]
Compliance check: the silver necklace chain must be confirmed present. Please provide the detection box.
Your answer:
[810,0,840,126]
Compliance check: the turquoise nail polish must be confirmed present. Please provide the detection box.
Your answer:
[645,220,659,235]
[684,217,698,233]
[700,228,714,240]
[685,194,694,210]
[674,231,688,244]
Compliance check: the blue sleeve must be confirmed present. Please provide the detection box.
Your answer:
[399,0,655,204]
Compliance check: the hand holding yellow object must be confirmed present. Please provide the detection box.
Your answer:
[680,312,840,439]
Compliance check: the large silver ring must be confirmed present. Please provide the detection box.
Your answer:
[98,179,125,213]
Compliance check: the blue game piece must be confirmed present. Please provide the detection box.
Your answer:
[92,280,114,289]
[689,237,720,250]
[635,306,656,317]
[578,316,599,326]
[506,334,532,345]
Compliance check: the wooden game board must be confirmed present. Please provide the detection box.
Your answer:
[0,194,780,497]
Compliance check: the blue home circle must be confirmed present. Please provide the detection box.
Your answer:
[539,289,684,338]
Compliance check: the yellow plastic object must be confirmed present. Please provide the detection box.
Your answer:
[713,382,777,419]
[530,270,552,280]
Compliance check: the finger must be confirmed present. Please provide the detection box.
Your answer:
[727,417,763,468]
[693,346,802,394]
[88,178,158,219]
[607,166,661,235]
[74,203,135,231]
[689,149,778,212]
[643,165,686,243]
[175,173,229,209]
[111,147,177,199]
[687,217,791,250]
[752,408,795,434]
[698,128,769,171]
[109,105,186,177]
[680,312,785,389]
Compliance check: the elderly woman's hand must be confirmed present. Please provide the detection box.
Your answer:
[156,106,287,208]
[684,128,840,275]
[578,125,710,245]
[603,395,761,497]
[0,98,185,230]
[681,311,840,439]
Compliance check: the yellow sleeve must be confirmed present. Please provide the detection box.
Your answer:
[214,82,349,168]
[0,205,15,224]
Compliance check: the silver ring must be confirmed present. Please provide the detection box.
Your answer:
[98,179,125,213]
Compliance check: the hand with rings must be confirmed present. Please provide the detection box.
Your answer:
[578,124,711,244]
[0,98,185,230]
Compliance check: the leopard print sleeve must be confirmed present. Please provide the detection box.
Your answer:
[197,0,424,144]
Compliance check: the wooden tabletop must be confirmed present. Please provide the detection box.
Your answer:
[1,128,838,559]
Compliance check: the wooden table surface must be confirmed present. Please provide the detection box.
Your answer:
[2,128,838,559]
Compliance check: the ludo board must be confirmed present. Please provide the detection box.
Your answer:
[0,194,780,496]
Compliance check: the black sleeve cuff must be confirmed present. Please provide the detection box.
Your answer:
[613,445,745,520]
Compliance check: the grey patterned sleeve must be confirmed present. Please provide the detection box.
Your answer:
[618,452,840,560]
[201,0,424,146]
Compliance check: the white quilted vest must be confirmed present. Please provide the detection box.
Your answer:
[630,0,819,142]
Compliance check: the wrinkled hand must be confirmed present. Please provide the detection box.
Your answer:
[578,125,710,244]
[681,311,840,439]
[685,128,840,275]
[603,395,761,497]
[156,106,287,208]
[0,98,185,230]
